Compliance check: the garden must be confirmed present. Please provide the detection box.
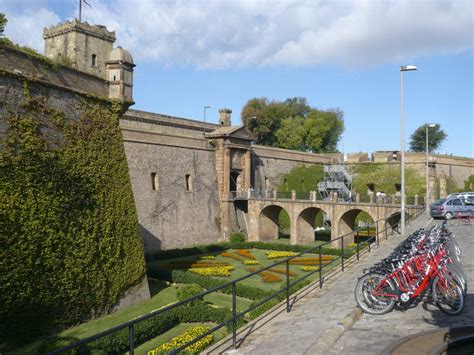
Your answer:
[16,239,361,355]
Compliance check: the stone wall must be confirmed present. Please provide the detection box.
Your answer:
[0,45,108,98]
[121,111,222,252]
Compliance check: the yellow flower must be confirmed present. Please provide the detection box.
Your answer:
[266,251,297,259]
[148,326,214,354]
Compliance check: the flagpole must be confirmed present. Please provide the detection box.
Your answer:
[79,0,82,21]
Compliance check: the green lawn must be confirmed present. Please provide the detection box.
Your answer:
[147,249,335,291]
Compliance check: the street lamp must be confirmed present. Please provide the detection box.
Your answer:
[400,65,417,235]
[425,124,436,214]
[203,105,213,123]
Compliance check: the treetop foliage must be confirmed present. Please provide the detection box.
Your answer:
[241,97,344,153]
[0,13,6,36]
[409,123,447,152]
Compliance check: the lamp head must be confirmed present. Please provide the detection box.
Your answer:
[204,105,213,109]
[428,124,436,128]
[400,65,417,71]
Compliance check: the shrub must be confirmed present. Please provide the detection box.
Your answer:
[200,255,216,260]
[229,232,246,243]
[189,266,234,277]
[266,251,297,259]
[177,284,204,303]
[168,270,273,300]
[243,260,259,265]
[221,252,243,261]
[148,326,213,355]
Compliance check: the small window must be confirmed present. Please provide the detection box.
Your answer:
[185,174,193,192]
[91,54,97,66]
[151,172,159,191]
[447,200,453,205]
[113,75,117,81]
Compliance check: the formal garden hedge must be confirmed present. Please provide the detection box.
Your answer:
[0,81,146,344]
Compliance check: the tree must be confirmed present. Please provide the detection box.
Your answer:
[241,97,344,153]
[0,13,6,36]
[409,124,447,152]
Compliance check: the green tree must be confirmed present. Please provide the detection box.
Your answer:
[409,124,447,152]
[0,13,6,36]
[241,97,344,153]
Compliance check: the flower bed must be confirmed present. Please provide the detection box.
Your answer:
[220,252,243,261]
[147,326,214,355]
[168,262,230,269]
[189,266,234,277]
[300,266,318,272]
[265,251,297,259]
[247,267,282,282]
[243,260,259,265]
[235,249,256,260]
[200,255,216,260]
[288,257,333,265]
[269,268,297,276]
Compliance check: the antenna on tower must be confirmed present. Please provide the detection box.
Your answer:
[78,0,91,22]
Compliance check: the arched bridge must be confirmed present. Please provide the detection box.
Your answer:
[246,195,421,247]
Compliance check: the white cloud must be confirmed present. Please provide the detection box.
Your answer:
[3,0,472,69]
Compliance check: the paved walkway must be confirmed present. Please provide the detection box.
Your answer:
[226,215,433,355]
[327,222,474,355]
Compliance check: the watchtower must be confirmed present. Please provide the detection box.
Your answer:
[43,20,116,79]
[106,47,135,102]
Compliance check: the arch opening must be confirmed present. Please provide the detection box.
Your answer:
[338,209,376,247]
[230,171,241,192]
[259,205,290,242]
[296,207,329,245]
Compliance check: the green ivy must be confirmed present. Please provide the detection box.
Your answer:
[0,82,146,345]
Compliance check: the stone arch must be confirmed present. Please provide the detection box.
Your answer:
[337,208,377,246]
[259,204,290,242]
[296,207,328,244]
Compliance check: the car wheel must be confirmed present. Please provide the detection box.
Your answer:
[445,212,453,220]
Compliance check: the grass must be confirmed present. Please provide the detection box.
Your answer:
[10,280,178,355]
[130,322,227,355]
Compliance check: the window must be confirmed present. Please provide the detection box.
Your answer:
[91,54,97,66]
[151,172,159,191]
[452,199,462,206]
[185,174,193,191]
[113,75,117,81]
[447,200,453,205]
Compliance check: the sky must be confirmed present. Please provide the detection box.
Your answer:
[3,0,473,157]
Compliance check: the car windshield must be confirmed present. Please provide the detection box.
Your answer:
[433,199,446,205]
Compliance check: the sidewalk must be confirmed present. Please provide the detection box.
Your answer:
[214,215,431,355]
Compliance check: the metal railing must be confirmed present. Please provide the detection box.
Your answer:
[50,206,423,355]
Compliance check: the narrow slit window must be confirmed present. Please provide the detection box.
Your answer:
[113,75,117,81]
[151,172,159,191]
[185,174,193,191]
[91,54,97,66]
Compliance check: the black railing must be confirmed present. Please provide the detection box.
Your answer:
[50,206,423,355]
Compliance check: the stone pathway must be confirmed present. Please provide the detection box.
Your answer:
[224,216,433,355]
[327,222,474,355]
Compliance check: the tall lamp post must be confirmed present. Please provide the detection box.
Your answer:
[400,65,417,235]
[203,105,213,123]
[203,105,213,134]
[425,124,436,214]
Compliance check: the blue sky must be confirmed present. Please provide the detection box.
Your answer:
[3,0,473,157]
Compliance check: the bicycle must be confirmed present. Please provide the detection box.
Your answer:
[449,211,473,226]
[355,225,465,316]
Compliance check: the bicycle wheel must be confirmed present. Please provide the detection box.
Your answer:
[431,275,465,316]
[449,216,459,227]
[355,273,396,315]
[447,265,468,295]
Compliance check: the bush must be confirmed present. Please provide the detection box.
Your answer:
[230,232,246,243]
[176,284,204,303]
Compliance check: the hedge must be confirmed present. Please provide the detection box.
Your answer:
[0,83,146,344]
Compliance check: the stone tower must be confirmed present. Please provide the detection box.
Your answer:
[106,47,135,102]
[43,20,116,78]
[219,108,232,126]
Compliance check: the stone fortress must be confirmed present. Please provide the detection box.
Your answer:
[1,20,472,254]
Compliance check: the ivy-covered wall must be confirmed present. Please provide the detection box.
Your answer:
[0,75,147,344]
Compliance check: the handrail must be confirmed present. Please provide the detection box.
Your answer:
[50,206,424,354]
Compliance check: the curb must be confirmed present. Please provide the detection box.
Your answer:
[303,216,433,355]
